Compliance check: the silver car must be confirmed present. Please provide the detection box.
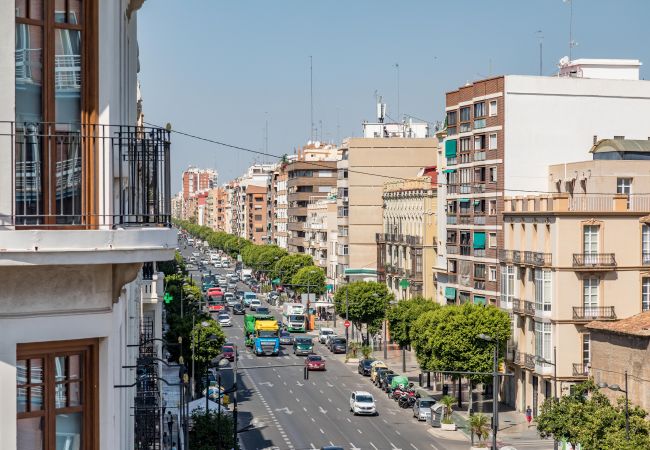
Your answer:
[413,397,435,421]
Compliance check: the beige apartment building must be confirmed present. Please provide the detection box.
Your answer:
[271,161,291,249]
[377,170,438,300]
[305,195,338,288]
[337,137,438,283]
[245,185,269,244]
[205,187,227,231]
[500,143,650,415]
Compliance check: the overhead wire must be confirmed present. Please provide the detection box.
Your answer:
[145,121,650,197]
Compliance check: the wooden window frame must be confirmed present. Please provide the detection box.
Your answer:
[16,0,98,227]
[17,339,99,450]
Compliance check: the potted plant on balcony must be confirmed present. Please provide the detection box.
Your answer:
[469,413,490,449]
[439,395,457,431]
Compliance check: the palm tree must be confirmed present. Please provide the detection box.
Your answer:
[440,395,455,424]
[469,413,490,448]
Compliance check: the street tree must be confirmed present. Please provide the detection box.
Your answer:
[385,297,440,347]
[256,245,288,273]
[189,410,237,450]
[333,281,392,341]
[291,266,326,295]
[272,254,314,285]
[537,381,650,450]
[190,318,226,364]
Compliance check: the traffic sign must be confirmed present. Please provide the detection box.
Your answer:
[344,320,351,328]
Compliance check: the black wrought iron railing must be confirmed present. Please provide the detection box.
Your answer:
[572,306,616,320]
[2,121,171,228]
[573,253,616,268]
[572,363,590,377]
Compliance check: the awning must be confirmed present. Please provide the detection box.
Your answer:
[443,169,456,174]
[473,296,486,305]
[473,232,486,249]
[474,200,482,205]
[445,287,457,300]
[326,284,334,292]
[445,139,457,158]
[459,198,470,203]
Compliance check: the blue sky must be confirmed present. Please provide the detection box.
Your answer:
[137,0,650,193]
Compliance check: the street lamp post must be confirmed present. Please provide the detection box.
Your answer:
[598,370,629,440]
[535,346,558,450]
[478,333,499,450]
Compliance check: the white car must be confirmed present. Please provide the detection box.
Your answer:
[192,251,200,257]
[249,299,262,311]
[214,261,222,268]
[217,313,232,327]
[319,328,334,344]
[350,391,377,416]
[224,293,238,306]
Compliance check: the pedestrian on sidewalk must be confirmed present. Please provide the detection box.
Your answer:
[167,411,174,436]
[525,405,533,427]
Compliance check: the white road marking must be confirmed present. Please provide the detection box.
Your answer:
[296,397,300,403]
[303,407,308,412]
[390,443,399,450]
[395,430,401,435]
[357,428,362,434]
[283,381,287,386]
[319,389,324,394]
[318,406,327,414]
[319,428,325,434]
[296,381,304,386]
[311,417,316,422]
[370,443,379,450]
[382,419,388,424]
[289,389,293,394]
[327,398,332,402]
[336,407,341,412]
[310,445,316,449]
[346,417,351,423]
[326,381,334,387]
[410,444,418,450]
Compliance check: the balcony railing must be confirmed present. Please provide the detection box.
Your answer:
[447,216,458,225]
[572,306,616,321]
[524,251,553,266]
[474,215,486,225]
[643,253,650,266]
[512,298,535,316]
[572,363,590,378]
[4,121,171,228]
[573,253,617,269]
[499,249,522,264]
[447,273,458,284]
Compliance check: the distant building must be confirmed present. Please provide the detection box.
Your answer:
[305,194,338,288]
[182,166,217,200]
[362,97,430,138]
[441,59,650,308]
[271,159,293,249]
[287,142,340,253]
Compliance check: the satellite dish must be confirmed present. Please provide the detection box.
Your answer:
[559,56,570,67]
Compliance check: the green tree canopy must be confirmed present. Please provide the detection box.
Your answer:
[189,410,237,450]
[386,297,440,347]
[190,318,226,364]
[537,380,650,449]
[291,266,326,295]
[272,254,314,284]
[333,281,393,334]
[410,303,511,381]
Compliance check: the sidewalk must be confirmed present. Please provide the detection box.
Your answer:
[161,363,184,450]
[311,316,552,449]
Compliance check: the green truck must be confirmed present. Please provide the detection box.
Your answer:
[244,313,276,347]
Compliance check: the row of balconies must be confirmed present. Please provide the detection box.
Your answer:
[505,346,589,379]
[501,297,617,321]
[375,233,423,246]
[499,249,553,267]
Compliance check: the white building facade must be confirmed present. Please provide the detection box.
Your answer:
[1,1,176,449]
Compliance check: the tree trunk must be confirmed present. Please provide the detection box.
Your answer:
[457,377,462,407]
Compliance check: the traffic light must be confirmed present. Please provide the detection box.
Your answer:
[163,293,173,304]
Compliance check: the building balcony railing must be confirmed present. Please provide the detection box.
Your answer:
[572,253,617,269]
[447,216,458,225]
[375,233,423,246]
[572,306,616,321]
[458,215,472,225]
[5,122,172,228]
[572,363,590,378]
[512,298,535,316]
[499,249,522,264]
[524,251,553,267]
[643,253,650,266]
[474,215,486,225]
[512,350,536,370]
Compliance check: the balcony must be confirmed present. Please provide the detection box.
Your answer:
[447,216,458,225]
[512,350,536,370]
[643,253,650,266]
[572,363,590,378]
[572,306,616,321]
[474,215,486,225]
[512,298,535,316]
[499,249,522,264]
[572,253,617,270]
[447,273,458,284]
[458,215,472,225]
[0,122,176,265]
[524,251,552,267]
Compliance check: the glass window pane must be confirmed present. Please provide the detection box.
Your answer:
[55,356,66,381]
[18,417,44,450]
[17,0,27,17]
[54,29,81,124]
[56,412,82,450]
[69,381,81,407]
[55,383,68,408]
[69,0,82,24]
[15,24,43,123]
[17,387,28,413]
[30,358,43,384]
[29,0,44,20]
[17,360,28,385]
[68,355,81,379]
[54,0,66,23]
[31,385,44,411]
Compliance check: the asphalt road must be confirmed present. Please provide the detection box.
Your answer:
[178,243,469,450]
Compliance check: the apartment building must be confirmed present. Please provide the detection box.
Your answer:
[337,137,437,283]
[1,2,176,449]
[245,184,270,243]
[377,169,438,300]
[171,192,183,220]
[182,166,217,200]
[305,195,338,287]
[205,187,227,231]
[499,143,650,415]
[270,159,293,249]
[441,59,650,306]
[287,142,339,253]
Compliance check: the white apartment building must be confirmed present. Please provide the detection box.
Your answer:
[305,195,338,288]
[440,58,650,307]
[1,2,176,449]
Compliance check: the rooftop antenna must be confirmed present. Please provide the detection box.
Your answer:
[536,30,544,75]
[309,55,314,142]
[394,63,400,122]
[563,0,577,60]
